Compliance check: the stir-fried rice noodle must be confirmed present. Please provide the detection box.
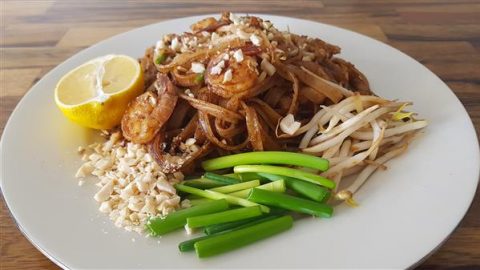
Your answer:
[120,12,427,205]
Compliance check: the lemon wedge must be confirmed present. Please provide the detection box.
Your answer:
[54,54,144,129]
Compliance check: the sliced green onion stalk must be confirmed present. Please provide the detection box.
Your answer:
[194,215,294,258]
[203,216,263,236]
[181,214,283,252]
[179,234,212,252]
[180,214,279,252]
[209,180,260,193]
[187,206,263,229]
[228,180,285,199]
[182,178,226,189]
[204,213,280,236]
[186,194,201,200]
[202,151,329,171]
[203,172,241,185]
[223,173,260,181]
[189,198,212,206]
[223,173,241,179]
[155,53,166,65]
[146,199,229,236]
[248,188,333,218]
[234,165,335,189]
[175,184,270,213]
[258,173,331,202]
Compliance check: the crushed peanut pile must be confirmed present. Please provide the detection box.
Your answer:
[75,131,189,234]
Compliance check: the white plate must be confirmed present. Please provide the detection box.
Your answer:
[1,14,479,269]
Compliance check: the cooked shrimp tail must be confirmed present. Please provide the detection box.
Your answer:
[121,74,178,144]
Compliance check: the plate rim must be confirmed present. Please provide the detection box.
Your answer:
[1,13,479,269]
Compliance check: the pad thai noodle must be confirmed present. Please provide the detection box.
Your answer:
[119,12,426,202]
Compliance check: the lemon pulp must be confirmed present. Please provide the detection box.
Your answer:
[54,54,144,129]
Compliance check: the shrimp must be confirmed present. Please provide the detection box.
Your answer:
[205,50,258,97]
[121,74,178,144]
[190,17,229,33]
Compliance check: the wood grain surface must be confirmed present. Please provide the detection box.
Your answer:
[1,0,479,269]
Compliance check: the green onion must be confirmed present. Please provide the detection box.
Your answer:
[180,214,280,252]
[204,172,241,185]
[225,172,263,181]
[194,215,293,258]
[182,215,280,252]
[146,199,229,236]
[187,206,263,229]
[222,173,263,182]
[228,180,285,198]
[248,188,333,218]
[204,213,279,236]
[185,194,201,200]
[181,214,283,252]
[175,184,270,213]
[258,173,331,202]
[179,234,211,252]
[182,178,226,189]
[209,180,260,193]
[189,198,212,206]
[155,53,166,65]
[194,73,204,84]
[234,165,335,189]
[203,216,263,236]
[202,151,329,171]
[223,173,241,179]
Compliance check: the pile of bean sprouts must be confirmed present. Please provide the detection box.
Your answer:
[291,95,427,204]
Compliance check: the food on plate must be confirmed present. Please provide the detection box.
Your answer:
[68,12,427,257]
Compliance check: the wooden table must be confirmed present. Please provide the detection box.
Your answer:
[1,1,479,269]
